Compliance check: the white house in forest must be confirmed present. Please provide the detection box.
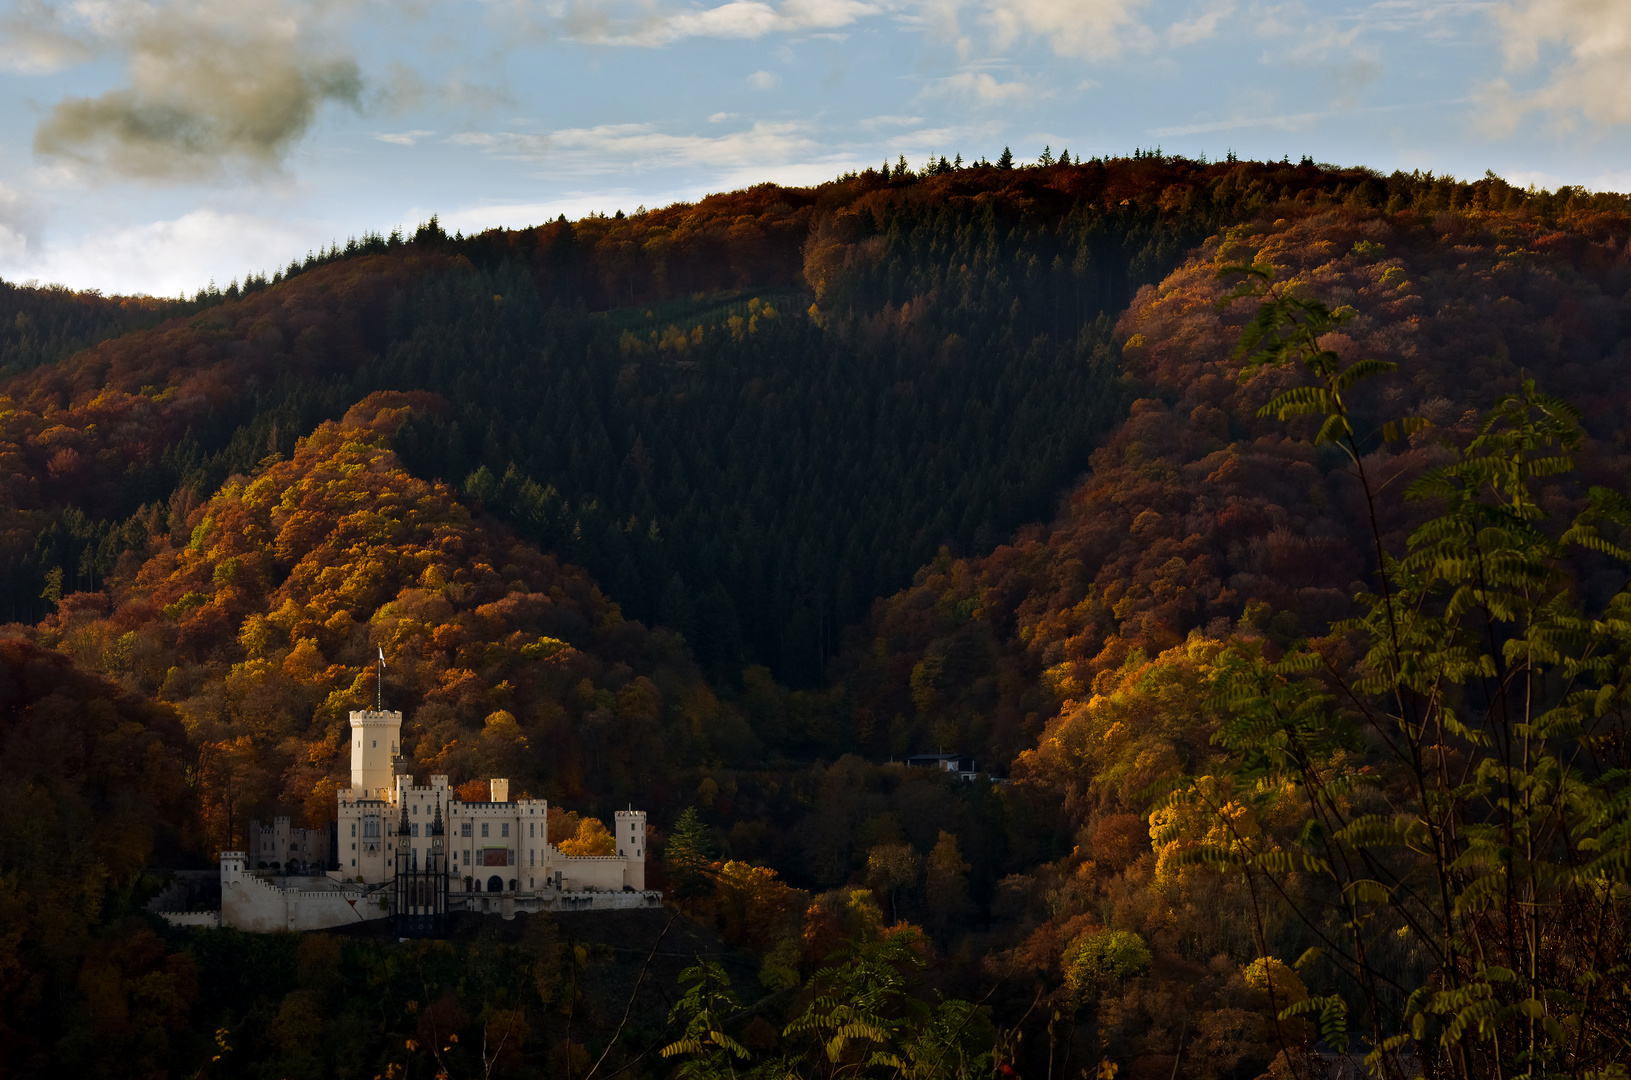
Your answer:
[214,709,658,933]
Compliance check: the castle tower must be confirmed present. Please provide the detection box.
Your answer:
[615,810,647,891]
[220,851,246,881]
[349,710,402,796]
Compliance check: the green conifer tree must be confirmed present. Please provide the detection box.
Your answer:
[665,806,715,900]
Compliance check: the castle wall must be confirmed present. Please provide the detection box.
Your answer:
[219,853,388,932]
[548,852,631,892]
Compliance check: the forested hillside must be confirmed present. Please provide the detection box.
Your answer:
[3,156,1630,1078]
[11,156,1602,681]
[0,276,194,378]
[840,196,1631,765]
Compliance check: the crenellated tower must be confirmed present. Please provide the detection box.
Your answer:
[349,709,402,797]
[615,810,647,891]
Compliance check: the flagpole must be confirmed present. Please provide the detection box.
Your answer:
[377,646,385,711]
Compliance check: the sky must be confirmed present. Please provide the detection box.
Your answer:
[0,0,1627,297]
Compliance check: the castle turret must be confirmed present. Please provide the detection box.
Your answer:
[430,795,445,866]
[396,799,412,871]
[349,709,402,796]
[615,810,647,891]
[220,851,247,881]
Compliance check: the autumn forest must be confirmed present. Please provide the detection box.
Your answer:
[3,154,1630,1080]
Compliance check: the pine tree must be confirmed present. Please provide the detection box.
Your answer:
[996,146,1013,170]
[1038,145,1054,166]
[665,806,715,900]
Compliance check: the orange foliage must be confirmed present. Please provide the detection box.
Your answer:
[33,390,711,851]
[840,201,1631,773]
[696,861,808,953]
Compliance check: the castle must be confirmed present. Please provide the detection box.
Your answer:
[201,709,659,934]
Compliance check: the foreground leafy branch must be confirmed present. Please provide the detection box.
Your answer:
[1167,266,1631,1080]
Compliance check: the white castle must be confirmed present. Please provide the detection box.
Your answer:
[195,710,659,934]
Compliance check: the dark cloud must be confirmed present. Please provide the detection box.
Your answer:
[32,5,363,179]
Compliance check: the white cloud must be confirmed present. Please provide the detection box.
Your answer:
[0,0,92,73]
[1150,96,1469,138]
[919,71,1032,104]
[1483,0,1631,131]
[444,119,828,175]
[1501,165,1631,193]
[1247,5,1381,102]
[547,120,818,171]
[562,0,885,47]
[447,131,553,158]
[708,111,739,122]
[0,207,316,296]
[982,0,1151,61]
[748,68,782,88]
[859,114,925,130]
[0,181,42,265]
[1166,1,1233,46]
[375,130,437,145]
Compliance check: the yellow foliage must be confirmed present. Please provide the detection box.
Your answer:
[707,861,807,952]
[1019,635,1224,807]
[1148,774,1260,890]
[281,639,326,681]
[558,817,614,857]
[482,710,528,748]
[1242,957,1307,1008]
[238,614,275,658]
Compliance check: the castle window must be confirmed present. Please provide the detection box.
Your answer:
[481,823,489,837]
[502,823,510,838]
[529,823,534,838]
[412,823,420,837]
[462,823,472,837]
[351,823,356,837]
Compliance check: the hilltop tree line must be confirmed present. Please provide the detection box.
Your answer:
[9,156,1625,682]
